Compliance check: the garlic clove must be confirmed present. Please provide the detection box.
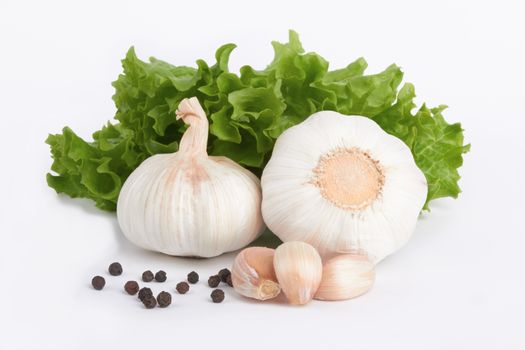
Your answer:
[314,254,375,301]
[231,247,281,300]
[273,241,322,305]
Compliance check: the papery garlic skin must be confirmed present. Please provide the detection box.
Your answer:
[314,254,375,301]
[232,247,281,300]
[262,112,427,263]
[117,97,265,258]
[273,241,322,305]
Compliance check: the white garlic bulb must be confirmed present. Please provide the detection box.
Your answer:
[117,97,265,257]
[273,241,323,305]
[261,111,427,263]
[314,254,375,301]
[231,247,281,300]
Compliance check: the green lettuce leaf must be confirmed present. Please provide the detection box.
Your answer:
[46,30,469,211]
[372,83,470,207]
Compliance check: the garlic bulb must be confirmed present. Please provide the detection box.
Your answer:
[273,241,322,305]
[314,254,375,301]
[231,247,281,300]
[117,97,265,257]
[261,111,427,263]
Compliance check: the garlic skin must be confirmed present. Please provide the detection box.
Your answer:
[261,112,428,263]
[117,97,265,258]
[314,254,375,301]
[231,247,281,300]
[273,241,322,305]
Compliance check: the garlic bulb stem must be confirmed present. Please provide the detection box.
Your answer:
[176,97,209,157]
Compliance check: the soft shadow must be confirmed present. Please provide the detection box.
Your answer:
[55,191,283,276]
[228,288,290,307]
[107,219,281,266]
[55,192,282,248]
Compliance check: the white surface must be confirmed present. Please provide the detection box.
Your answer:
[1,0,524,349]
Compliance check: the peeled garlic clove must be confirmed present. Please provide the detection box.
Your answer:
[273,241,322,305]
[117,97,265,258]
[314,254,375,301]
[231,247,281,300]
[261,112,428,263]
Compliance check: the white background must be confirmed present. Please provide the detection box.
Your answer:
[1,0,524,349]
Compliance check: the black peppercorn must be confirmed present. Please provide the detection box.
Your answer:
[157,291,172,307]
[138,287,153,302]
[187,271,199,284]
[154,270,167,282]
[108,262,123,276]
[91,276,105,290]
[211,289,225,303]
[225,274,233,287]
[124,281,139,295]
[176,282,190,294]
[208,275,221,288]
[142,295,157,309]
[218,268,231,283]
[142,270,154,282]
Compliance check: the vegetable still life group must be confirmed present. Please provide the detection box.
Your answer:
[46,31,469,307]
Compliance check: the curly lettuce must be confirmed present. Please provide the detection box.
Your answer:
[46,31,469,211]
